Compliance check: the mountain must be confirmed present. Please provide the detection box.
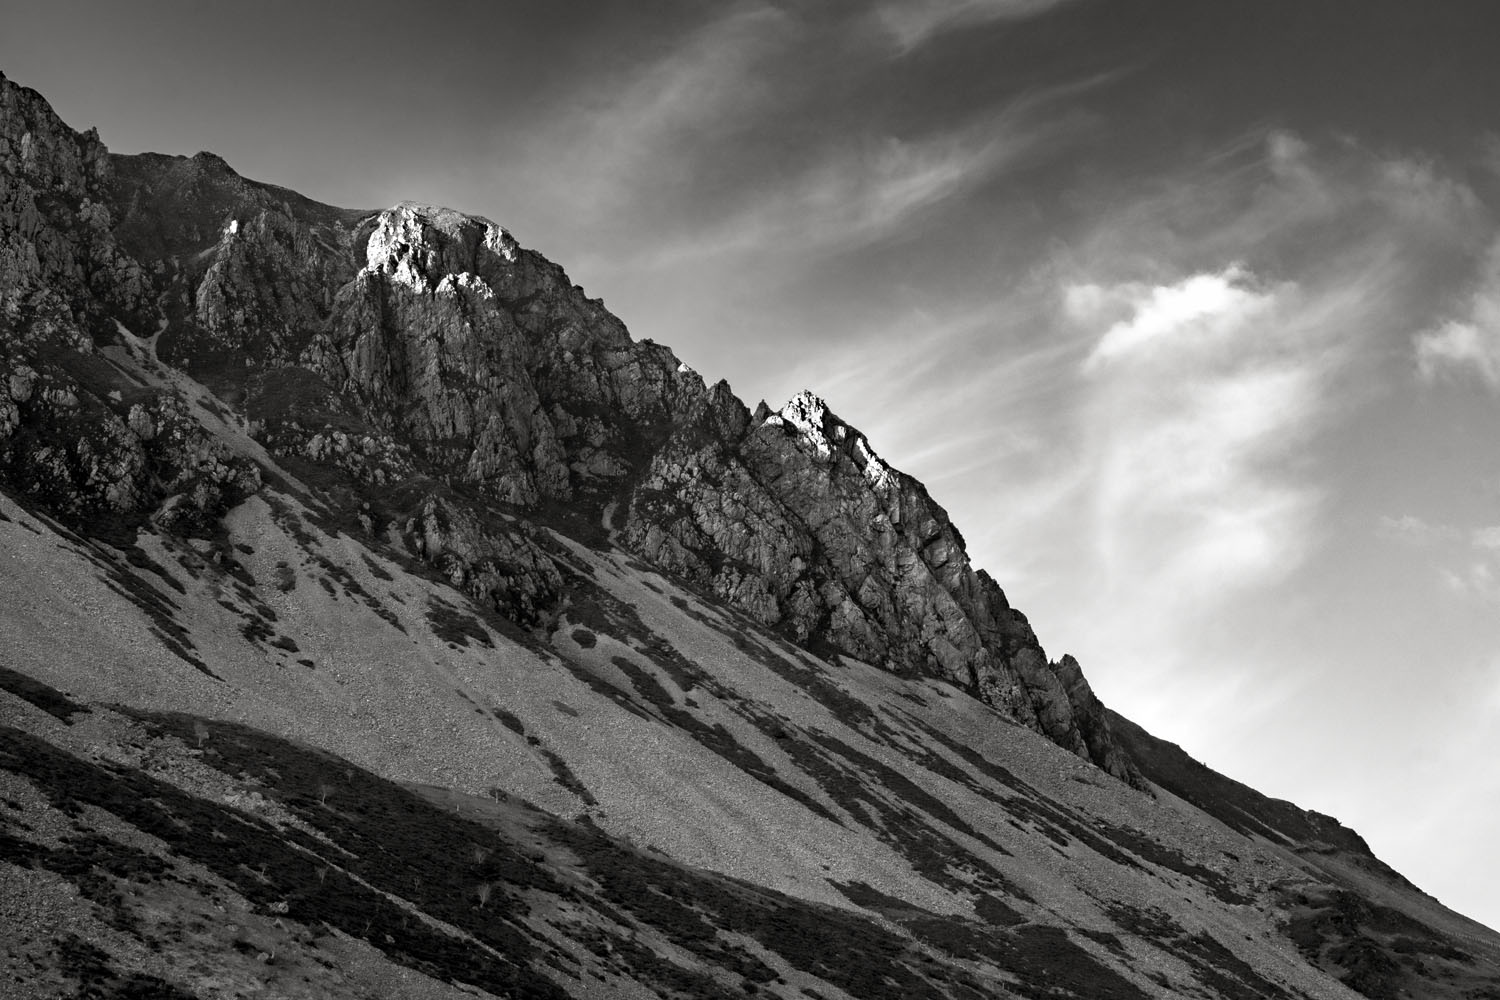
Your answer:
[1,67,1497,1000]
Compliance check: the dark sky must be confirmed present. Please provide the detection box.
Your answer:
[7,0,1500,929]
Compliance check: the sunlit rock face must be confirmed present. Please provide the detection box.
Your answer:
[621,388,1139,784]
[0,67,1134,781]
[303,202,717,507]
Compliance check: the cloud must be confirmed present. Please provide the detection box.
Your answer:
[589,7,785,148]
[1021,176,1415,719]
[1437,525,1500,603]
[1066,130,1482,299]
[506,5,792,218]
[1079,264,1273,369]
[1416,320,1500,384]
[1442,561,1500,604]
[1022,131,1485,638]
[1378,514,1462,545]
[501,4,1098,281]
[1373,517,1500,604]
[630,123,1047,268]
[1415,239,1500,387]
[872,0,1079,53]
[832,130,1456,686]
[1075,265,1332,602]
[618,69,1113,273]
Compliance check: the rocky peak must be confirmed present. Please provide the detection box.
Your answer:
[761,389,897,489]
[189,149,236,176]
[0,72,150,348]
[0,71,111,196]
[362,202,519,294]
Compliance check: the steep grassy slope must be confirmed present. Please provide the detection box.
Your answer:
[1109,711,1500,998]
[6,444,1500,998]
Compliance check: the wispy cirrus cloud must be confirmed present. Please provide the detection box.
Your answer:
[627,119,1060,269]
[623,68,1114,272]
[505,3,1091,280]
[504,5,793,220]
[1065,129,1482,293]
[872,0,1081,53]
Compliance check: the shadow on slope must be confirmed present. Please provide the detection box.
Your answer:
[1,675,1247,1000]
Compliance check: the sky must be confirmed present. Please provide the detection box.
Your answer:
[5,0,1500,930]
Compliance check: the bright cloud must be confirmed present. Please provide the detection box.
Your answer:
[1075,266,1329,603]
[901,133,1454,700]
[1417,321,1500,385]
[1080,264,1271,369]
[1415,240,1500,387]
[1016,132,1485,677]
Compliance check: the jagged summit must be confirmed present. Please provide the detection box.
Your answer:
[361,202,520,294]
[763,389,897,486]
[386,199,507,233]
[189,149,236,173]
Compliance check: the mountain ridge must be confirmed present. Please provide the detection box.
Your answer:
[3,65,1139,786]
[3,67,1498,1000]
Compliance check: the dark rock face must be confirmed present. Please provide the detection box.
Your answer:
[109,149,368,371]
[0,69,1137,783]
[0,74,257,536]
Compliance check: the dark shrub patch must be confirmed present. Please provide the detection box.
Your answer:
[427,597,492,647]
[3,719,569,999]
[0,665,90,721]
[491,707,527,736]
[54,932,200,1000]
[972,893,1025,927]
[539,747,597,806]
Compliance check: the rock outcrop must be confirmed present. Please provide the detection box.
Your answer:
[621,389,1140,783]
[0,69,1138,784]
[0,72,257,536]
